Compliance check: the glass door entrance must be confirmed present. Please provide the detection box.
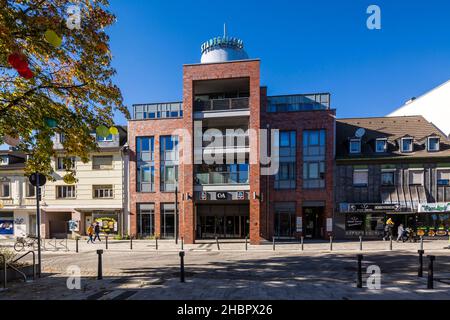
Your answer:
[274,211,296,238]
[197,204,249,239]
[304,207,324,239]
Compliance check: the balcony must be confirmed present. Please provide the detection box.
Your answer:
[194,97,249,112]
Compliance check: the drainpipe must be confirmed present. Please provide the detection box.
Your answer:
[120,143,129,237]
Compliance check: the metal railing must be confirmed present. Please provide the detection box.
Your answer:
[194,97,249,112]
[1,250,36,290]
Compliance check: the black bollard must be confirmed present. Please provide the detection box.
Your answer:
[130,236,133,250]
[420,236,424,251]
[330,236,333,251]
[156,237,158,251]
[105,236,108,250]
[418,250,424,277]
[301,236,304,251]
[97,250,103,280]
[179,251,185,283]
[181,237,184,251]
[245,236,248,251]
[273,237,276,251]
[76,237,79,253]
[215,237,220,251]
[427,255,435,289]
[390,236,393,251]
[357,254,363,288]
[359,236,363,251]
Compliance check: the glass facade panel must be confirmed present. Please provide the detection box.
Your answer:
[160,136,179,192]
[275,131,296,190]
[137,137,155,192]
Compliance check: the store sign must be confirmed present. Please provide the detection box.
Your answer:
[200,192,207,201]
[418,203,450,213]
[296,217,303,232]
[349,203,401,212]
[237,191,245,200]
[68,220,79,232]
[94,217,118,234]
[0,220,14,235]
[216,192,228,200]
[326,218,333,232]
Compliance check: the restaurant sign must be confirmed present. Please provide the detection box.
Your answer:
[418,203,450,213]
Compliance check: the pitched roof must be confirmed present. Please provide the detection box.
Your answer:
[336,116,450,160]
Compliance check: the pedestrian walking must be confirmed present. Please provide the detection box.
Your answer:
[94,222,102,242]
[397,223,406,242]
[383,218,394,240]
[87,224,95,244]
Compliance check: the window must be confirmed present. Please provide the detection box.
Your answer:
[267,94,330,113]
[96,134,113,142]
[160,203,176,239]
[92,156,113,170]
[137,204,155,237]
[437,170,450,186]
[276,131,296,190]
[93,185,114,199]
[26,182,43,198]
[381,171,395,186]
[136,137,154,162]
[428,137,440,152]
[401,138,414,153]
[56,157,76,171]
[303,130,326,189]
[136,137,155,193]
[353,169,368,187]
[56,185,76,199]
[160,136,179,192]
[350,139,361,154]
[376,139,387,153]
[409,170,424,186]
[0,179,10,198]
[134,103,183,120]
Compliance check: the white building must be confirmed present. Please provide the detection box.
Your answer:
[388,80,450,137]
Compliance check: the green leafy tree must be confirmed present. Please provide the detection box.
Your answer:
[0,0,129,178]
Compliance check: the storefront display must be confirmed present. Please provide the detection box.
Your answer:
[345,213,384,237]
[0,212,14,235]
[93,211,119,234]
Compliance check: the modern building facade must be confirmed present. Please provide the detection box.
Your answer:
[128,34,335,244]
[335,116,450,239]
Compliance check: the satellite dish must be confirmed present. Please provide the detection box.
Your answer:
[355,128,366,138]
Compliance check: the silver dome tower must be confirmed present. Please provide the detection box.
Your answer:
[200,25,249,63]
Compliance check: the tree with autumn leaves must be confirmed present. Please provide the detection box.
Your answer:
[0,0,129,181]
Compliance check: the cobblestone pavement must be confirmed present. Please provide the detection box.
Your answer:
[0,239,449,300]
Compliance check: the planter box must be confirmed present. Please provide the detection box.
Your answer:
[0,264,37,284]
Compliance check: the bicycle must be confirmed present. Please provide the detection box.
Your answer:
[14,235,39,252]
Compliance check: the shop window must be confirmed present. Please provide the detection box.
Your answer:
[161,203,176,239]
[345,213,384,237]
[353,169,368,187]
[409,170,424,186]
[137,203,155,238]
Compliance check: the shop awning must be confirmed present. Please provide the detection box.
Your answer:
[381,186,428,211]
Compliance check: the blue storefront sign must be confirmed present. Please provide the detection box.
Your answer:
[0,220,14,235]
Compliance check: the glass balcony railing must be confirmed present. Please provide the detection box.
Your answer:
[194,97,249,112]
[195,171,249,185]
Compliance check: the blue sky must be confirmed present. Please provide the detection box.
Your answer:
[107,0,450,125]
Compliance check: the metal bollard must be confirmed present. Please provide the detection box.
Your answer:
[130,236,133,250]
[272,237,276,251]
[357,254,363,288]
[418,250,424,277]
[156,237,158,251]
[97,250,103,280]
[76,237,79,253]
[427,255,435,289]
[301,236,304,251]
[105,236,108,250]
[179,251,185,283]
[330,236,333,251]
[359,236,363,251]
[390,236,393,251]
[420,236,424,251]
[181,237,184,251]
[245,236,248,251]
[215,237,220,251]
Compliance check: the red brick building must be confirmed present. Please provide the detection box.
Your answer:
[128,34,335,244]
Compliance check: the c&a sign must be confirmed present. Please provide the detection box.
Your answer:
[418,203,450,213]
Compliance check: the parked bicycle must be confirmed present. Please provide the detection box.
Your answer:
[14,235,39,252]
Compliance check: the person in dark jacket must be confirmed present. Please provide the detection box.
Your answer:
[93,222,102,242]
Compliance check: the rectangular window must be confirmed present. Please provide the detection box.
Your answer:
[93,185,114,199]
[303,161,326,189]
[0,180,10,198]
[56,157,76,171]
[160,136,179,192]
[134,103,183,120]
[56,185,76,199]
[137,203,155,237]
[437,170,450,186]
[409,170,424,186]
[428,137,440,152]
[96,134,113,142]
[401,138,414,153]
[26,182,43,198]
[303,130,326,189]
[160,203,176,239]
[376,139,387,153]
[136,137,155,193]
[350,139,361,154]
[353,169,368,187]
[276,131,296,190]
[92,156,113,170]
[381,171,395,186]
